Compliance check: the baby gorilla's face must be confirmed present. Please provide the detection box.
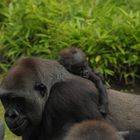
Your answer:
[70,62,90,78]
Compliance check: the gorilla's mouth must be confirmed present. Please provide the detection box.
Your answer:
[9,119,28,136]
[82,75,88,78]
[81,71,89,78]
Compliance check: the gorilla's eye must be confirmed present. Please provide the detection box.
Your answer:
[34,82,46,97]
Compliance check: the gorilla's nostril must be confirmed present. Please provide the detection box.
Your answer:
[6,109,19,119]
[9,113,17,119]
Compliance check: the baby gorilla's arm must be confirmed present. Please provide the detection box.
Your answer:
[88,68,108,117]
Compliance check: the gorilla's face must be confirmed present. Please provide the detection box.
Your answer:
[0,64,47,136]
[1,95,29,136]
[1,89,46,136]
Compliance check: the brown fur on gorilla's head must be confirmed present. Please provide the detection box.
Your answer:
[1,58,37,90]
[64,119,122,140]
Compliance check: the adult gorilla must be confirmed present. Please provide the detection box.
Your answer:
[0,57,104,140]
[1,57,139,140]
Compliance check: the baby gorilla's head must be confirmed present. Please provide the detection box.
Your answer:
[59,48,89,77]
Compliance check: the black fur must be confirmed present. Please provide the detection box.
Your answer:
[0,57,102,140]
[59,47,108,117]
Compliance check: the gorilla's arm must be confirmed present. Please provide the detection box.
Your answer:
[107,89,140,130]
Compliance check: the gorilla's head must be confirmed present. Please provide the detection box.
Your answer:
[59,47,90,77]
[0,58,52,136]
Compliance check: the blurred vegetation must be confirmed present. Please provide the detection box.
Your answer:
[0,0,140,85]
[0,0,140,139]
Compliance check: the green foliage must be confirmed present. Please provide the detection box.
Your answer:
[0,0,140,85]
[0,1,140,139]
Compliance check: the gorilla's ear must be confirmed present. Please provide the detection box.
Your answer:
[34,82,47,97]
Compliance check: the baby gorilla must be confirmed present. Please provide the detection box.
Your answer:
[59,48,108,117]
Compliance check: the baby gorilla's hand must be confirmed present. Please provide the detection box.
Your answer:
[99,104,109,118]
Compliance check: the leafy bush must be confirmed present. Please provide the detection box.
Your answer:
[0,0,140,85]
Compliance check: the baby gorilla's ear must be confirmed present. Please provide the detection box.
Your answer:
[34,82,47,97]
